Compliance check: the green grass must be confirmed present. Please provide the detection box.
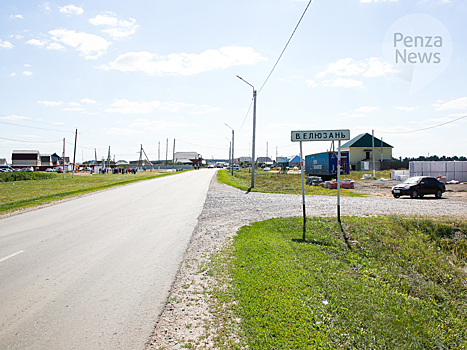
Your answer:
[0,172,56,182]
[0,170,183,214]
[210,216,467,349]
[217,169,363,196]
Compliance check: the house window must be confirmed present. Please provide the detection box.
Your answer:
[366,151,370,159]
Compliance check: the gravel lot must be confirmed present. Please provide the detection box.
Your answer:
[146,173,467,349]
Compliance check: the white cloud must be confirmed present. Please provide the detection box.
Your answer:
[49,29,110,59]
[355,106,378,113]
[59,5,84,15]
[130,119,197,131]
[90,13,139,38]
[433,97,467,110]
[0,40,14,49]
[10,34,24,39]
[105,99,220,114]
[317,57,395,79]
[322,77,363,88]
[10,15,23,19]
[41,3,51,13]
[23,71,33,76]
[97,46,266,75]
[38,100,63,106]
[106,99,161,114]
[361,0,398,2]
[305,79,318,87]
[396,106,419,111]
[10,73,16,76]
[64,107,85,111]
[27,38,47,47]
[106,127,144,135]
[1,115,29,120]
[47,42,65,50]
[81,98,97,104]
[24,64,32,67]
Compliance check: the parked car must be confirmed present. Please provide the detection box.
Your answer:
[391,176,445,199]
[263,167,271,171]
[0,165,14,172]
[45,168,54,172]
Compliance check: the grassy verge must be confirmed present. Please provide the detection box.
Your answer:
[210,216,467,349]
[217,169,364,196]
[0,171,182,214]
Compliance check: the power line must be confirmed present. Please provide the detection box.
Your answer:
[0,136,62,143]
[378,114,467,134]
[0,120,75,133]
[258,0,314,94]
[238,98,254,132]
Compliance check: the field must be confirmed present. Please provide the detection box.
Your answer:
[210,216,467,349]
[217,168,370,196]
[0,170,181,215]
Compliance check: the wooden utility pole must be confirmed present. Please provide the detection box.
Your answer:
[72,129,77,179]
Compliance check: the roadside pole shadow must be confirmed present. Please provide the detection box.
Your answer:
[291,238,334,248]
[246,187,252,194]
[339,222,352,250]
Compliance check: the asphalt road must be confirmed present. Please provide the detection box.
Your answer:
[0,169,215,350]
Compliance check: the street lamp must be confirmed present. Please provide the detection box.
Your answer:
[225,137,231,171]
[225,123,234,176]
[237,75,257,188]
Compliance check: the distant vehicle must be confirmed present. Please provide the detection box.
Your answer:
[0,165,13,172]
[20,167,34,172]
[45,168,54,172]
[305,151,350,180]
[391,176,445,199]
[207,164,214,168]
[263,167,271,171]
[56,166,63,173]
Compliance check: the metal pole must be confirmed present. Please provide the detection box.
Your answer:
[251,89,257,188]
[165,138,168,170]
[72,129,77,179]
[172,139,175,172]
[337,140,341,223]
[300,141,306,240]
[231,129,234,176]
[372,129,376,179]
[228,141,231,171]
[62,138,65,179]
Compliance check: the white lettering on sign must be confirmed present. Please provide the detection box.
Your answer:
[291,130,350,142]
[313,165,323,170]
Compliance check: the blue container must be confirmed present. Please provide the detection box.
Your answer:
[305,151,349,179]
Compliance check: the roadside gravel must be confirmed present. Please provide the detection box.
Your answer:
[146,173,467,349]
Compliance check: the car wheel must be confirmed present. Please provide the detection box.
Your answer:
[393,195,400,198]
[436,189,442,199]
[411,190,418,199]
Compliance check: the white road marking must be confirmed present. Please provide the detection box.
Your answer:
[132,197,142,202]
[0,250,25,263]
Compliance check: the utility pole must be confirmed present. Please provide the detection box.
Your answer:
[225,123,234,175]
[72,129,77,179]
[108,146,111,173]
[237,75,256,188]
[165,138,168,170]
[172,139,175,172]
[266,142,268,161]
[62,138,65,179]
[372,129,376,179]
[139,144,143,172]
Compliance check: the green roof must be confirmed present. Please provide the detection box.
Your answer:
[341,133,393,149]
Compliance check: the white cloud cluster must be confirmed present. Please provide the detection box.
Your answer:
[59,5,84,15]
[81,98,97,104]
[105,99,221,114]
[97,46,266,75]
[312,57,396,88]
[89,13,139,38]
[10,15,23,19]
[49,29,110,59]
[27,38,66,51]
[23,71,33,76]
[38,100,64,106]
[0,40,14,49]
[1,115,29,120]
[433,97,467,110]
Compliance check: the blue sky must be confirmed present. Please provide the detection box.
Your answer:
[1,0,466,163]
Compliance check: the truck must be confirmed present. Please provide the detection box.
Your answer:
[305,151,350,180]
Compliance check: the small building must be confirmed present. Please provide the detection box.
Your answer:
[40,154,52,167]
[257,157,273,165]
[174,151,203,167]
[288,155,301,167]
[341,133,393,170]
[12,150,40,168]
[235,156,252,165]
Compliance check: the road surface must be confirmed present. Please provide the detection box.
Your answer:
[0,170,215,350]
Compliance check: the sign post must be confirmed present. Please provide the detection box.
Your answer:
[291,129,350,239]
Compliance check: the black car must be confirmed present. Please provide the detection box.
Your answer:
[391,176,445,199]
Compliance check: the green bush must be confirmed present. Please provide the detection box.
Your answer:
[0,172,56,182]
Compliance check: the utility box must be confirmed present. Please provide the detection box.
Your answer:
[305,151,350,180]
